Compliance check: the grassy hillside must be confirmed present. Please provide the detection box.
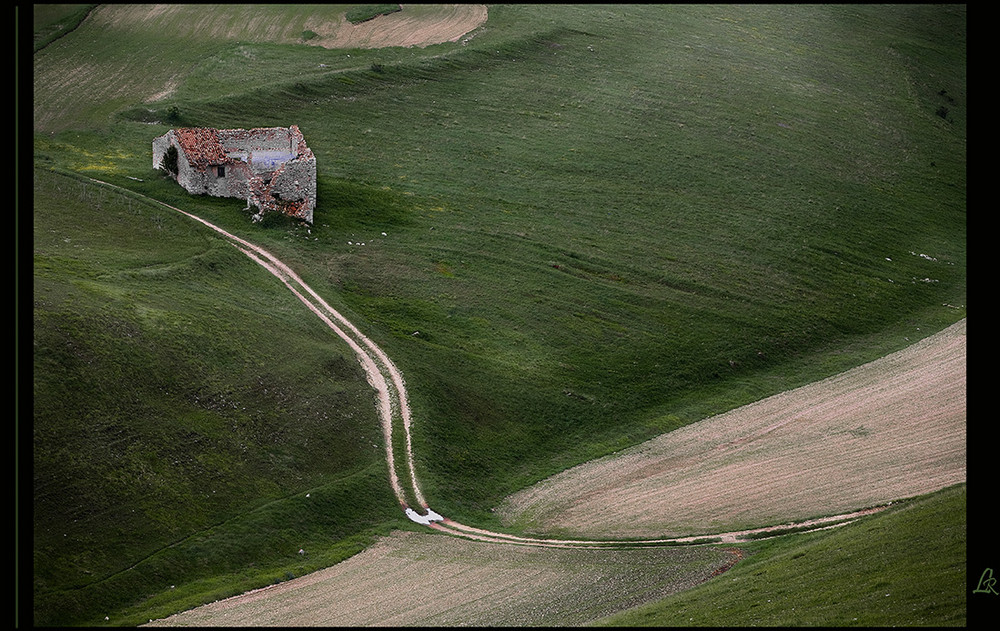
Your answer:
[593,484,967,627]
[31,169,407,626]
[31,4,965,626]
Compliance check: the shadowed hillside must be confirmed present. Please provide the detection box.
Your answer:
[31,4,965,626]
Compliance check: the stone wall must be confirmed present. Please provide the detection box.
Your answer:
[152,125,316,223]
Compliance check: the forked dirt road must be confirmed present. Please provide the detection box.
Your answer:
[91,178,964,624]
[124,183,961,549]
[499,319,966,540]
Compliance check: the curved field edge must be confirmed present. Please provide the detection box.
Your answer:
[142,484,966,627]
[143,529,739,627]
[136,309,966,626]
[30,3,966,627]
[86,4,485,50]
[591,483,966,627]
[30,169,410,627]
[499,319,966,539]
[32,4,488,133]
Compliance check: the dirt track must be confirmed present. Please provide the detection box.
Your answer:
[143,310,965,626]
[88,177,965,625]
[499,319,966,539]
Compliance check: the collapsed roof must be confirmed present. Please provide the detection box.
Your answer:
[153,125,316,224]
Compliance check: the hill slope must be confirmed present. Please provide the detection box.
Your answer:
[500,319,965,538]
[30,4,965,626]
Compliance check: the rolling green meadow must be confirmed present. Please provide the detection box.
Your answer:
[29,4,966,626]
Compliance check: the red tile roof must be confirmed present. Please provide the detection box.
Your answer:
[174,128,226,169]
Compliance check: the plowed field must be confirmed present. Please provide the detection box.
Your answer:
[144,320,965,626]
[499,319,966,539]
[305,4,488,49]
[91,4,487,49]
[144,530,736,627]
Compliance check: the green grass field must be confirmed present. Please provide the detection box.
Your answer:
[593,484,967,627]
[30,4,965,626]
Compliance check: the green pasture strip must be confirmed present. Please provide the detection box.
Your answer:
[592,484,967,627]
[345,4,401,25]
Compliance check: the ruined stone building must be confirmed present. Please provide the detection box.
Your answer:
[152,125,316,223]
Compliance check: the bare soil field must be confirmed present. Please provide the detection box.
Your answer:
[499,319,967,539]
[143,529,736,627]
[91,4,487,49]
[141,306,964,626]
[33,5,486,131]
[303,4,488,49]
[86,181,966,625]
